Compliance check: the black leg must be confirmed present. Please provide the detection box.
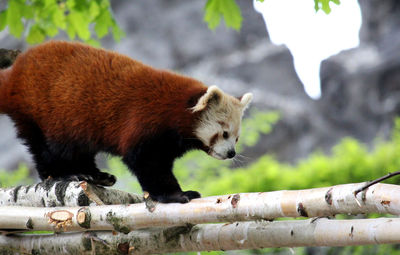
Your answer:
[123,131,201,203]
[13,117,116,186]
[13,117,54,180]
[50,151,116,186]
[123,151,200,203]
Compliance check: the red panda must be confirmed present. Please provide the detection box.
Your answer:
[0,41,252,203]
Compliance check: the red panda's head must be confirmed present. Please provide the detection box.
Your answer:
[191,86,252,160]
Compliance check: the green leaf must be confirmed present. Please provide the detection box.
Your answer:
[89,1,100,18]
[68,11,90,40]
[26,24,45,44]
[314,0,340,14]
[7,0,24,38]
[221,0,242,30]
[0,11,7,31]
[111,20,125,42]
[204,0,242,31]
[21,4,34,19]
[97,0,110,9]
[44,0,56,8]
[44,24,59,37]
[204,0,222,30]
[0,0,140,44]
[85,38,101,47]
[314,0,319,12]
[66,0,75,9]
[52,8,66,29]
[94,10,111,38]
[66,24,76,39]
[321,0,332,14]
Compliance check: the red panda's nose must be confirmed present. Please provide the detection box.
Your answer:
[227,150,236,159]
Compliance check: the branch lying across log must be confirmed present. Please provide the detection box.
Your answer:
[0,179,143,207]
[1,217,399,255]
[0,182,399,233]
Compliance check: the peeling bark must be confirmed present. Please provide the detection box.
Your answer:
[1,182,400,233]
[1,218,399,254]
[0,180,143,207]
[1,182,400,253]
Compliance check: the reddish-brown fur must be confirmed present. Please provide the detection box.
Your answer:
[0,41,207,154]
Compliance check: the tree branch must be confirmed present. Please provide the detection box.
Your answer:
[354,170,400,196]
[0,179,143,207]
[1,218,399,254]
[1,182,399,233]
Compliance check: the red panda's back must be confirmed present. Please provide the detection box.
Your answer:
[2,41,207,152]
[4,41,155,147]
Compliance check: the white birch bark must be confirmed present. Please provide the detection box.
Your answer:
[0,182,399,233]
[1,218,399,255]
[0,180,143,207]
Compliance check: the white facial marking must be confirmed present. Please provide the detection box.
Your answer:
[192,86,253,160]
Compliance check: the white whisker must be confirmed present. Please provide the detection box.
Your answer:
[231,157,245,167]
[236,153,252,160]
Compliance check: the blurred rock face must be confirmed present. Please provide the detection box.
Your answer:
[319,0,400,146]
[0,0,398,171]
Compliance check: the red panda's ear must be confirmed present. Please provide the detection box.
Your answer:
[191,85,222,113]
[240,93,253,111]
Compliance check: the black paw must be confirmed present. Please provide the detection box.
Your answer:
[91,171,117,186]
[182,190,201,200]
[150,190,201,203]
[56,172,116,187]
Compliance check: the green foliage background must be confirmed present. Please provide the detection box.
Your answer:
[0,0,124,45]
[0,0,341,44]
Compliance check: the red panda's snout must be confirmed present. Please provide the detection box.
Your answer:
[227,150,236,158]
[208,137,237,160]
[209,149,236,160]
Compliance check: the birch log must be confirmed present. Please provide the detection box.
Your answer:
[0,180,143,207]
[1,182,399,233]
[1,218,399,255]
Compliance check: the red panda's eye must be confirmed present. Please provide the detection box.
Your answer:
[223,131,229,139]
